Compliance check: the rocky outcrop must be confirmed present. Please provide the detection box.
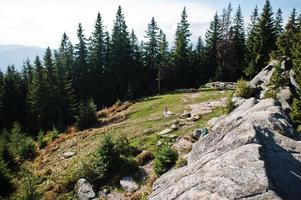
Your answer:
[149,62,301,200]
[76,178,96,200]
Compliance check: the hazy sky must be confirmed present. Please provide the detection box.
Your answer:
[0,0,300,48]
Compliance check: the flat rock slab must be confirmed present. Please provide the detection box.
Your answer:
[189,98,227,117]
[157,128,173,136]
[61,151,76,159]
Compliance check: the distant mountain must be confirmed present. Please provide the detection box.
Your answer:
[0,44,45,72]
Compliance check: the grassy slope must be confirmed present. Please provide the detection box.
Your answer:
[29,88,231,199]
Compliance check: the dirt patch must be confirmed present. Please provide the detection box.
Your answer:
[189,97,227,116]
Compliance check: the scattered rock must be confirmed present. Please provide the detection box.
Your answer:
[61,151,76,159]
[171,124,178,131]
[169,134,178,139]
[157,141,163,147]
[231,96,246,107]
[191,128,208,140]
[290,69,300,90]
[76,178,96,200]
[157,128,173,136]
[119,177,139,194]
[99,188,110,199]
[205,82,236,90]
[180,112,191,119]
[277,86,292,112]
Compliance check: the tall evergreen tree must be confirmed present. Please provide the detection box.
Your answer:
[205,13,222,80]
[129,30,143,98]
[277,8,298,58]
[245,6,259,78]
[143,17,160,94]
[255,0,276,68]
[88,13,105,106]
[172,7,192,88]
[2,66,27,129]
[58,33,74,79]
[27,56,48,131]
[274,9,283,38]
[229,5,246,80]
[74,23,90,101]
[192,36,206,85]
[158,30,170,92]
[110,6,132,100]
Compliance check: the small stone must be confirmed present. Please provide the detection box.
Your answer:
[120,176,139,194]
[180,112,191,119]
[157,141,163,146]
[61,151,76,159]
[192,128,208,140]
[158,128,173,136]
[76,178,96,200]
[169,134,178,139]
[171,124,178,131]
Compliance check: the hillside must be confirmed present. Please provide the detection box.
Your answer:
[27,88,232,199]
[0,44,45,71]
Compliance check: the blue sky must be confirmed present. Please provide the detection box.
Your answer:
[0,0,300,48]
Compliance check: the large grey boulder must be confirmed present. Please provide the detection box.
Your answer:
[76,178,96,200]
[149,98,301,200]
[249,61,278,88]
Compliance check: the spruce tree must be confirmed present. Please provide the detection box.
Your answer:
[245,6,259,78]
[88,13,105,106]
[74,23,90,101]
[192,36,206,85]
[144,17,160,94]
[172,7,192,88]
[58,33,74,79]
[277,8,298,58]
[205,13,222,80]
[129,30,143,98]
[229,5,246,81]
[110,6,132,100]
[254,0,276,69]
[158,30,170,91]
[274,9,283,38]
[27,56,48,131]
[2,66,27,129]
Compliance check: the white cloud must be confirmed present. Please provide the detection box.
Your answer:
[0,0,215,48]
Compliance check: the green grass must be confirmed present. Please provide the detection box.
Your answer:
[30,88,231,199]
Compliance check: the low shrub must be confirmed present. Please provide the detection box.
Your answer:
[290,98,301,125]
[37,130,47,149]
[235,79,252,98]
[225,92,236,114]
[13,167,41,200]
[264,89,277,99]
[0,158,14,197]
[154,145,178,175]
[175,157,187,168]
[8,123,36,160]
[76,98,98,130]
[87,134,139,185]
